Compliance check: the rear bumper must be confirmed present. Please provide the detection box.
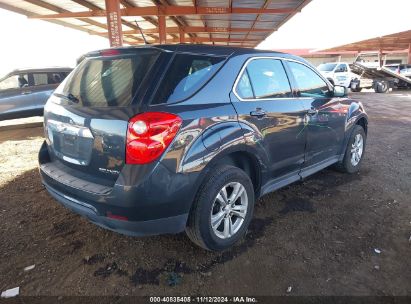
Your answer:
[38,141,195,236]
[43,182,188,236]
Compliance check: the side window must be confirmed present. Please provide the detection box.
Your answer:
[336,64,347,72]
[0,74,28,90]
[288,61,331,98]
[32,73,48,86]
[236,70,254,99]
[236,58,292,100]
[152,54,225,104]
[48,72,64,84]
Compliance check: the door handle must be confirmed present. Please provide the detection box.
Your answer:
[307,108,318,116]
[21,91,32,95]
[250,108,267,118]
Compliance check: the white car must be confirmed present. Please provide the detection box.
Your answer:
[317,62,352,88]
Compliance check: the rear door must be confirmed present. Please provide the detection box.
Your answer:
[43,49,162,186]
[285,60,346,174]
[27,72,58,110]
[230,57,307,180]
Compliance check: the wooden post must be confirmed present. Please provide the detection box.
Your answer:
[158,15,166,44]
[105,0,123,47]
[408,43,411,64]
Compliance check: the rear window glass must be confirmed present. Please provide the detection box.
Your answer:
[151,53,226,104]
[55,50,159,107]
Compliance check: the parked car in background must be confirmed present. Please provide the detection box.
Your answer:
[39,45,368,251]
[0,67,72,120]
[384,63,411,79]
[317,62,353,87]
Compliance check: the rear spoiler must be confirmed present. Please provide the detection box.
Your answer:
[75,47,164,65]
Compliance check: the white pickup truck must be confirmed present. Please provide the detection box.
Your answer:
[317,62,353,88]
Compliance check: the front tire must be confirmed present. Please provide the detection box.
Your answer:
[351,86,363,92]
[335,125,366,173]
[374,81,389,93]
[186,165,255,251]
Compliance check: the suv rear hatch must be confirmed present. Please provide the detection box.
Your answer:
[43,48,162,187]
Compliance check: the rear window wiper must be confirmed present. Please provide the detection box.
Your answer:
[54,92,79,104]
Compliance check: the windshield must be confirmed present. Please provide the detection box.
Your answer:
[317,63,338,72]
[54,49,160,107]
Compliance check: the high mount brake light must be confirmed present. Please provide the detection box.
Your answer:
[126,112,182,165]
[100,49,121,57]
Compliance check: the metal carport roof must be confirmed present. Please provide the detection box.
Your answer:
[0,0,311,47]
[321,30,411,53]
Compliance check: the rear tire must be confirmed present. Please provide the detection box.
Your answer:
[334,125,366,173]
[186,165,255,251]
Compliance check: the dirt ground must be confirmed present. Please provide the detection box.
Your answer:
[0,91,410,297]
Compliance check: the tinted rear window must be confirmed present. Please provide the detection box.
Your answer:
[151,53,226,104]
[54,50,160,107]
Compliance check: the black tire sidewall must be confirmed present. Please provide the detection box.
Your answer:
[196,166,255,251]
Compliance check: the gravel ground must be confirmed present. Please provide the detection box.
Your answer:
[0,92,410,296]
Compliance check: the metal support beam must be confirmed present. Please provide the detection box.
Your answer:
[158,15,166,44]
[29,6,296,19]
[95,26,270,36]
[179,28,185,43]
[105,0,123,47]
[128,37,259,44]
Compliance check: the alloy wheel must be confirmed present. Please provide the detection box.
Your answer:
[350,133,364,166]
[210,182,248,239]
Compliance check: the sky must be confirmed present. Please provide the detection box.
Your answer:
[1,0,411,77]
[258,0,411,50]
[0,9,108,77]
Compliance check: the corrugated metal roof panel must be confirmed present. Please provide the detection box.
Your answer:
[0,0,312,47]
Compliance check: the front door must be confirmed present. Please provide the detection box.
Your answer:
[334,63,351,87]
[230,58,307,181]
[0,73,33,118]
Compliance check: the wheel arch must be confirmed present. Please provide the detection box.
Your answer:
[356,116,368,134]
[210,150,262,196]
[339,112,368,162]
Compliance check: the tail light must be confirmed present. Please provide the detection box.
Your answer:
[126,112,182,164]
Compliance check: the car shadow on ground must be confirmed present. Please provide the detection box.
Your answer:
[0,165,367,292]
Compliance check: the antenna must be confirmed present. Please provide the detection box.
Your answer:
[135,20,149,45]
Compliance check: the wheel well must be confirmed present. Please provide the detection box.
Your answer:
[214,151,261,196]
[356,117,368,134]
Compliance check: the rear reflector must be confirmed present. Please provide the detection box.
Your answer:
[126,112,182,165]
[106,212,128,221]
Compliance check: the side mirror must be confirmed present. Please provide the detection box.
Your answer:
[333,85,347,97]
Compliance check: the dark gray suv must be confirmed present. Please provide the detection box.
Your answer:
[0,67,71,120]
[39,45,368,251]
